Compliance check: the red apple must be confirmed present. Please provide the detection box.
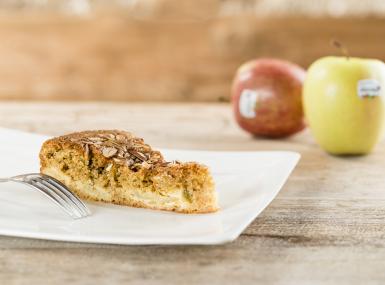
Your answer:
[232,58,306,138]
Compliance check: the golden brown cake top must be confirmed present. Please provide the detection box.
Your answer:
[56,130,165,169]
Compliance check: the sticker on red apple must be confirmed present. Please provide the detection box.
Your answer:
[357,79,381,98]
[239,89,258,118]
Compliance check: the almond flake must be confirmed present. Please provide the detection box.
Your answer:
[113,157,126,165]
[105,163,113,172]
[88,137,104,142]
[128,149,147,162]
[126,158,135,166]
[84,144,89,159]
[116,135,126,142]
[102,147,118,158]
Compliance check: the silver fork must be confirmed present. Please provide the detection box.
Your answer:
[0,173,91,219]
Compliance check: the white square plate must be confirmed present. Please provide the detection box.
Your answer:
[0,128,299,245]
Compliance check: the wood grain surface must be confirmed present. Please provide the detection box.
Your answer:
[0,102,385,284]
[0,14,384,102]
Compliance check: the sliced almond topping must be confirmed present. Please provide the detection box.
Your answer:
[105,163,113,172]
[66,131,164,170]
[116,134,126,142]
[84,144,89,159]
[141,161,151,169]
[126,158,135,166]
[113,157,124,164]
[128,149,147,162]
[102,147,118,158]
[88,137,104,142]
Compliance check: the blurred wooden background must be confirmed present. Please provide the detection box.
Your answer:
[0,0,384,101]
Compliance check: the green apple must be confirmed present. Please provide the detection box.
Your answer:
[303,56,385,155]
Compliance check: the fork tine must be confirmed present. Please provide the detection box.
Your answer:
[27,174,90,216]
[42,180,90,216]
[22,180,83,219]
[31,177,87,218]
[6,173,89,219]
[41,175,91,216]
[36,178,87,217]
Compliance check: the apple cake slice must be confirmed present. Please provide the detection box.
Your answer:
[39,130,217,213]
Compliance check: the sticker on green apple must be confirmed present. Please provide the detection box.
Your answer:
[239,89,258,118]
[357,79,381,98]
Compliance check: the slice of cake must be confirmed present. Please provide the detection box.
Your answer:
[39,130,218,213]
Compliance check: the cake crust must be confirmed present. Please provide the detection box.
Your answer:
[39,130,218,213]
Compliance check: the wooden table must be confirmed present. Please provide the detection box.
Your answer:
[1,102,385,284]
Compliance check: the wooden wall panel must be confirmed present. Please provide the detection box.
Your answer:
[0,14,384,101]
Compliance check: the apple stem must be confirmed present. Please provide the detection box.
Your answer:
[331,39,350,60]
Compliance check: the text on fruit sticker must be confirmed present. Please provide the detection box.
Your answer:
[239,89,258,118]
[357,79,381,98]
